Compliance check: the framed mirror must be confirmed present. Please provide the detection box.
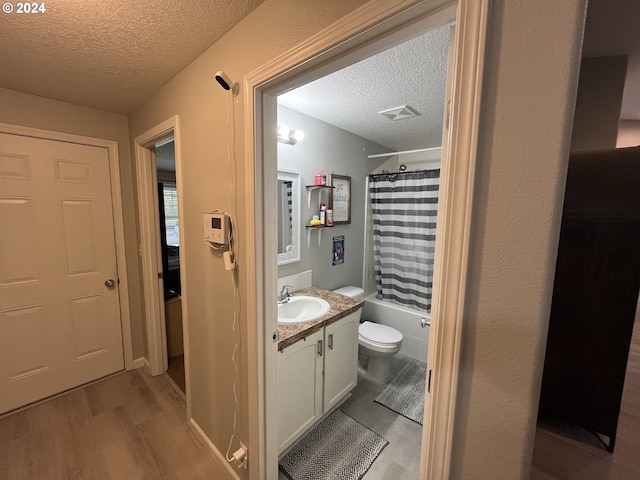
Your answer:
[277,170,301,265]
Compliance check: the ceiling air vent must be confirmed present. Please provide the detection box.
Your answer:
[378,104,421,121]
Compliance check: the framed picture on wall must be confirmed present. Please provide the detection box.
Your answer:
[330,174,351,224]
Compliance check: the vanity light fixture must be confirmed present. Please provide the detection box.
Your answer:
[277,124,305,145]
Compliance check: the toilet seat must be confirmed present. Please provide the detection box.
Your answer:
[359,321,403,346]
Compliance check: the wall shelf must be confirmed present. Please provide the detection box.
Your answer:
[305,185,334,210]
[305,225,334,247]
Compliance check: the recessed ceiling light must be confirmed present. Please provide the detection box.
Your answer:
[378,105,421,121]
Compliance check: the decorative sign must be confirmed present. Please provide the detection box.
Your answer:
[330,174,351,224]
[333,236,344,265]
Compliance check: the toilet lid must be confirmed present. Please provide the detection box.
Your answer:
[359,321,403,345]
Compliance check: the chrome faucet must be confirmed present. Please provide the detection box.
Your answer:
[278,285,294,304]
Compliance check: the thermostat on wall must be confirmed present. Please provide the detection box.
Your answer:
[203,212,230,246]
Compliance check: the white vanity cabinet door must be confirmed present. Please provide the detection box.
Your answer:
[277,328,324,454]
[323,311,360,412]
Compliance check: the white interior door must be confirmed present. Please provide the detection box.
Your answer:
[0,133,124,414]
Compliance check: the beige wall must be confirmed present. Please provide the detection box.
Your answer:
[450,0,586,478]
[128,0,587,478]
[571,56,628,152]
[127,1,370,478]
[617,119,640,147]
[0,87,146,360]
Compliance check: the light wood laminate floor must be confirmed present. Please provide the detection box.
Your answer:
[531,301,640,480]
[0,369,228,480]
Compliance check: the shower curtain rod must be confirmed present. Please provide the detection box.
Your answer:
[367,146,442,159]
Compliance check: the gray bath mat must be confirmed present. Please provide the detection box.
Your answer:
[279,409,388,480]
[375,362,426,425]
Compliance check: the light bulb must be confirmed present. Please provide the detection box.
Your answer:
[293,130,305,142]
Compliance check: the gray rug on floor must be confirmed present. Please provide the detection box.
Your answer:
[374,362,426,425]
[279,409,388,480]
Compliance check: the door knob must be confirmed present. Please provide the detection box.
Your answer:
[105,279,116,289]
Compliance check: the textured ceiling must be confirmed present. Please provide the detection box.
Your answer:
[278,25,451,152]
[0,0,637,131]
[0,0,265,114]
[278,0,640,152]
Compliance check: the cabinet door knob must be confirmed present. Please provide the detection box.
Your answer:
[421,317,430,328]
[328,333,334,350]
[317,339,323,356]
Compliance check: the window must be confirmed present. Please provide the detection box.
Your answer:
[163,184,179,246]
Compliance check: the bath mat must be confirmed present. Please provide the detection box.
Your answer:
[279,409,388,480]
[375,362,426,425]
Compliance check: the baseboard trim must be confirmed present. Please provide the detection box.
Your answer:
[189,418,242,480]
[132,356,150,371]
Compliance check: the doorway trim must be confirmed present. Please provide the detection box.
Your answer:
[133,116,190,414]
[243,0,488,478]
[0,122,135,370]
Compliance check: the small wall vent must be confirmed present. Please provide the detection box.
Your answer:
[378,104,421,121]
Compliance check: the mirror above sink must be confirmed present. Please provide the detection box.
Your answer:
[277,170,301,265]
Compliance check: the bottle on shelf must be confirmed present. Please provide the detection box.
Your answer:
[319,203,327,225]
[327,208,333,226]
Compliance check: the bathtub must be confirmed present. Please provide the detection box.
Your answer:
[361,293,430,363]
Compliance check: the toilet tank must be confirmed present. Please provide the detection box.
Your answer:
[332,286,365,299]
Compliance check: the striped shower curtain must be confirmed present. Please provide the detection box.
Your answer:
[369,169,440,312]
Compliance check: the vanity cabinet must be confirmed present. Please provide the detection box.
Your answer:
[323,312,359,412]
[277,311,360,453]
[277,329,324,453]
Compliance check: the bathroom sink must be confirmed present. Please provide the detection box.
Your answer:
[278,296,330,323]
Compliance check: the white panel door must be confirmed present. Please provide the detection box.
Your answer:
[0,133,124,414]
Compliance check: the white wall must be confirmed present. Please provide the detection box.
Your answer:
[277,105,387,290]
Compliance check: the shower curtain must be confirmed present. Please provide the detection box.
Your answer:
[369,169,440,312]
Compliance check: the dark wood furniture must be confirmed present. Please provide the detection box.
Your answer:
[539,147,640,452]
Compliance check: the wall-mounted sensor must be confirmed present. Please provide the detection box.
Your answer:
[215,70,239,96]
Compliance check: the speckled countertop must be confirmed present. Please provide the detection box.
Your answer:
[278,287,363,350]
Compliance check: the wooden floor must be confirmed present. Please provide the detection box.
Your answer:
[531,300,640,480]
[0,369,229,480]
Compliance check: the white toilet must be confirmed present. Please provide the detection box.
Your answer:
[333,286,403,384]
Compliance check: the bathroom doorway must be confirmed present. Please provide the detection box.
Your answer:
[274,20,453,478]
[246,1,488,478]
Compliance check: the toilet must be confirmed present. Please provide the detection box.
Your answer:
[333,286,403,384]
